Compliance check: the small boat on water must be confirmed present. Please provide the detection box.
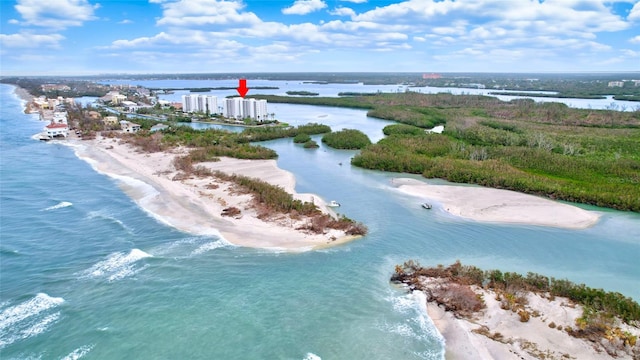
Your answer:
[421,203,432,210]
[328,200,341,207]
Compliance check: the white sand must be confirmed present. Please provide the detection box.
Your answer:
[393,178,600,229]
[70,135,358,251]
[422,283,639,359]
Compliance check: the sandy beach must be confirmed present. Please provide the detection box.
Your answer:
[13,85,34,103]
[423,285,639,359]
[392,178,600,229]
[71,135,358,251]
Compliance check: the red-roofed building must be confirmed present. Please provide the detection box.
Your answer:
[44,122,69,139]
[422,73,442,79]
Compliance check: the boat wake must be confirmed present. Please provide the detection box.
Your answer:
[0,293,65,349]
[79,249,152,282]
[42,201,73,211]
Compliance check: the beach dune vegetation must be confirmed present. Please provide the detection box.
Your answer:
[392,261,640,355]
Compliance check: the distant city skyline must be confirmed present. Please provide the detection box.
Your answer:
[0,0,639,75]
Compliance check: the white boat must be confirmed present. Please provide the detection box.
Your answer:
[421,203,432,210]
[328,200,341,207]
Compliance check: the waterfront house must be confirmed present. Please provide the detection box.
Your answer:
[44,122,69,138]
[120,120,141,133]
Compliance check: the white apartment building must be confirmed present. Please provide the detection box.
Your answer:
[183,94,267,121]
[225,97,268,121]
[182,94,219,114]
[225,97,244,119]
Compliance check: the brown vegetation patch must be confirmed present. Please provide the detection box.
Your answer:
[221,207,241,218]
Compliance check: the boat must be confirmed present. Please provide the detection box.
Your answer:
[328,200,341,207]
[421,203,432,210]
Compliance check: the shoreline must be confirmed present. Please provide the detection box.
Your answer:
[70,135,360,251]
[12,85,34,103]
[419,285,639,359]
[392,177,600,229]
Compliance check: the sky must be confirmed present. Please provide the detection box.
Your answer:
[0,0,639,75]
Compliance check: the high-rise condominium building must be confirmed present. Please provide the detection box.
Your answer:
[181,95,219,114]
[224,97,268,121]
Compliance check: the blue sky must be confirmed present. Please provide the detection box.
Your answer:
[1,0,639,75]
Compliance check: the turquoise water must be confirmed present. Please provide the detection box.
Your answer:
[1,83,639,359]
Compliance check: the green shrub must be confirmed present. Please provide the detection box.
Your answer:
[293,133,311,143]
[303,140,319,148]
[322,129,372,149]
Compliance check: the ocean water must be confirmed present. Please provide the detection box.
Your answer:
[1,83,639,359]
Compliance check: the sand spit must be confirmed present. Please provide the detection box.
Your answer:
[393,178,600,229]
[71,135,359,251]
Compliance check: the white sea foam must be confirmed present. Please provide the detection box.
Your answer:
[43,201,73,211]
[303,353,321,360]
[80,249,152,282]
[0,293,64,349]
[190,239,231,256]
[86,210,132,233]
[61,344,94,360]
[384,291,446,358]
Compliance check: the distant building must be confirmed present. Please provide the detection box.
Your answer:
[181,94,218,114]
[608,81,624,88]
[224,97,243,119]
[224,97,268,121]
[120,120,141,133]
[103,116,119,125]
[422,73,442,79]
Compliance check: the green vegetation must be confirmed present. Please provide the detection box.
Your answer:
[489,91,606,100]
[286,91,319,96]
[361,94,640,211]
[303,140,319,148]
[613,94,640,102]
[128,122,330,156]
[382,124,425,136]
[392,261,640,352]
[322,129,372,150]
[293,133,312,143]
[1,77,110,98]
[255,92,640,211]
[338,92,379,96]
[171,164,367,236]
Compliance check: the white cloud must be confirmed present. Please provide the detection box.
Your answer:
[98,0,635,72]
[157,0,260,27]
[282,0,327,15]
[14,0,98,28]
[8,19,19,24]
[118,19,133,24]
[341,0,366,3]
[630,35,640,44]
[629,2,640,21]
[329,7,356,17]
[0,32,65,48]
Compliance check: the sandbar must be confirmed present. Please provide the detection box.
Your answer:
[70,135,358,251]
[392,178,600,229]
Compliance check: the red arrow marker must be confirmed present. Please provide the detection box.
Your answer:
[237,79,249,98]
